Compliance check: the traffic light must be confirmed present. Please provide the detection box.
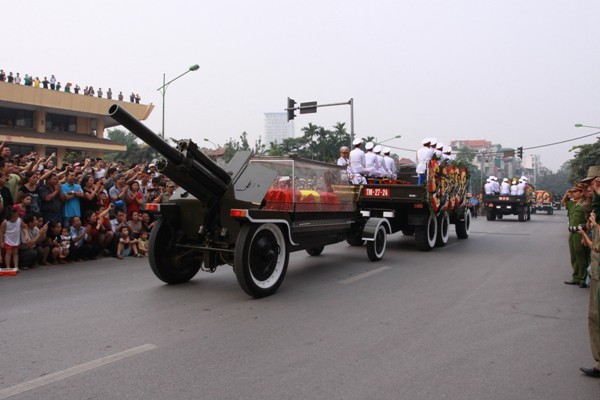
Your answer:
[287,97,296,121]
[517,146,523,158]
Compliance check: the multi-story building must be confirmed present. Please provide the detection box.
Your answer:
[0,82,153,163]
[264,112,294,147]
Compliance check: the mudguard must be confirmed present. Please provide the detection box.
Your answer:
[361,218,391,241]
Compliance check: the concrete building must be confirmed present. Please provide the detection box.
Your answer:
[264,112,294,147]
[0,81,153,163]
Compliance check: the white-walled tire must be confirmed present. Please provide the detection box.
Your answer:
[415,213,437,251]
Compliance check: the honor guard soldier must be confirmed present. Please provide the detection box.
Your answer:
[383,147,397,180]
[500,178,511,195]
[349,138,366,176]
[416,138,433,185]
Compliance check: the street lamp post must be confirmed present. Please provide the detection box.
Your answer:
[575,123,600,129]
[375,135,402,145]
[203,138,218,149]
[157,64,200,139]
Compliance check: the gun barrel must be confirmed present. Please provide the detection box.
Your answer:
[108,104,183,165]
[108,104,230,202]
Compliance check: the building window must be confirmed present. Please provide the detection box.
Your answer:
[46,147,57,157]
[8,144,34,156]
[0,107,33,129]
[46,113,76,132]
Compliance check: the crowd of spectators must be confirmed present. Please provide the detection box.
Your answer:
[0,69,141,104]
[0,141,175,273]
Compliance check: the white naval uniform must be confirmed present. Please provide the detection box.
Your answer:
[416,147,433,174]
[383,155,396,179]
[484,182,494,195]
[500,182,510,195]
[349,147,366,175]
[364,151,379,177]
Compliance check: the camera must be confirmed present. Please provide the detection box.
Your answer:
[568,224,587,233]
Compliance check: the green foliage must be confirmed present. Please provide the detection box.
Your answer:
[536,162,571,195]
[222,132,266,163]
[568,139,600,184]
[267,122,351,162]
[104,128,159,163]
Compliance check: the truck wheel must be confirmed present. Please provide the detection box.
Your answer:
[306,246,325,256]
[548,208,553,215]
[149,218,202,284]
[486,210,496,221]
[415,213,437,251]
[366,223,387,261]
[455,209,471,239]
[234,223,289,298]
[527,207,531,220]
[518,208,526,222]
[497,214,503,220]
[435,212,450,247]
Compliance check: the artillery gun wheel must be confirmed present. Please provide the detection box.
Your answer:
[366,223,387,261]
[486,210,496,221]
[306,246,325,256]
[455,209,471,239]
[415,213,437,251]
[435,212,450,247]
[149,218,202,284]
[234,223,289,298]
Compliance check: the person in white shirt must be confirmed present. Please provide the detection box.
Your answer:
[364,142,379,177]
[435,142,444,160]
[373,145,387,178]
[349,137,366,176]
[484,178,494,195]
[416,138,433,185]
[500,178,511,195]
[383,147,397,180]
[510,180,518,195]
[491,176,500,194]
[442,145,454,161]
[517,179,526,196]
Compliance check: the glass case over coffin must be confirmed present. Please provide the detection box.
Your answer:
[249,158,359,212]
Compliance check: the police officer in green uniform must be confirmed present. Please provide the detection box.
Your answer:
[578,210,600,377]
[563,185,589,286]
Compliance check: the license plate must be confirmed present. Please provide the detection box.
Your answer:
[363,188,390,197]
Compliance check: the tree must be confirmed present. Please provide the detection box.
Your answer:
[536,162,571,195]
[222,132,266,163]
[105,128,158,163]
[568,138,600,184]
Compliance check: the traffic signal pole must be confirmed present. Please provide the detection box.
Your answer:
[285,98,355,147]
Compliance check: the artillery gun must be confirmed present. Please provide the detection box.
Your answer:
[108,105,389,298]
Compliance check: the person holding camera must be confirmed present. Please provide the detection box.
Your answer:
[564,185,589,287]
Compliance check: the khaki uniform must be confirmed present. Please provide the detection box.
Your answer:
[589,230,600,370]
[567,201,588,283]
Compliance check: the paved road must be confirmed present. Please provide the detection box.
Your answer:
[0,210,597,399]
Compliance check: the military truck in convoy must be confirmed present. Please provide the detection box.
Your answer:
[353,159,471,251]
[531,189,554,215]
[483,191,532,222]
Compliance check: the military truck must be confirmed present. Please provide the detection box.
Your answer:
[483,193,532,221]
[353,159,471,251]
[531,189,554,215]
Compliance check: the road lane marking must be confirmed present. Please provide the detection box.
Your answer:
[470,231,531,236]
[339,266,391,285]
[0,343,157,399]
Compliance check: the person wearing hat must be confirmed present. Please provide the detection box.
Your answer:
[484,178,493,195]
[563,185,589,287]
[500,178,510,195]
[349,138,366,177]
[491,176,500,195]
[373,145,386,178]
[577,208,600,378]
[383,147,397,180]
[147,163,159,178]
[510,179,518,196]
[581,166,600,218]
[364,142,378,177]
[442,145,454,161]
[416,138,433,185]
[434,142,444,160]
[516,178,526,196]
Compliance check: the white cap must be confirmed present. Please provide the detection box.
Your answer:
[383,147,391,154]
[503,178,509,182]
[436,142,444,150]
[429,137,437,147]
[421,138,431,145]
[373,145,382,153]
[489,175,495,180]
[442,145,451,154]
[523,177,528,181]
[352,137,362,146]
[486,178,491,183]
[365,142,374,150]
[279,176,290,182]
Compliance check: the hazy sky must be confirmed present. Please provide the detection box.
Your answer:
[5,0,600,171]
